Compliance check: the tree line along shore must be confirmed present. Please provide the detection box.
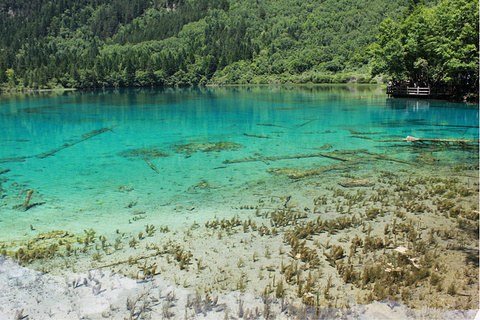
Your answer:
[0,0,477,101]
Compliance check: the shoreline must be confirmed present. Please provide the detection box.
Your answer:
[1,256,478,319]
[1,84,477,103]
[2,160,478,315]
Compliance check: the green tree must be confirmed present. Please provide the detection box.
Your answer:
[369,0,478,88]
[6,69,15,86]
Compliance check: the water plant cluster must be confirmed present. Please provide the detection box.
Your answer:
[2,159,477,313]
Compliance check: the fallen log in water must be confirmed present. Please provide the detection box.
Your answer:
[0,168,11,174]
[258,149,415,180]
[268,162,358,179]
[256,123,285,128]
[223,151,350,165]
[375,136,479,150]
[144,158,160,174]
[294,119,316,127]
[375,136,479,143]
[268,154,414,180]
[223,149,414,167]
[12,189,46,211]
[22,190,34,211]
[0,128,114,163]
[0,156,29,164]
[36,128,113,159]
[243,133,270,139]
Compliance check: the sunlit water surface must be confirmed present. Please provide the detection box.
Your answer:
[0,86,478,240]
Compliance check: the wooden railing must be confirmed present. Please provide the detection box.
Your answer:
[387,86,431,96]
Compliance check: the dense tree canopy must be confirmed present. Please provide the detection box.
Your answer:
[0,0,411,89]
[1,0,476,97]
[368,0,478,97]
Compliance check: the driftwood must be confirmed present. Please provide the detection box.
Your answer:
[36,128,113,159]
[0,156,29,164]
[375,136,479,150]
[376,136,479,143]
[358,150,415,165]
[256,123,285,128]
[243,133,270,139]
[268,162,358,179]
[223,149,413,166]
[12,189,45,211]
[223,151,349,165]
[261,149,414,180]
[338,179,375,188]
[0,128,114,164]
[294,119,316,127]
[22,190,34,211]
[255,120,315,129]
[144,158,160,174]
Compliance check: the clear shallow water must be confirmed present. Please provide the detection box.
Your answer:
[0,86,478,240]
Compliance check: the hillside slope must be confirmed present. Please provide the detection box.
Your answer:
[0,0,410,89]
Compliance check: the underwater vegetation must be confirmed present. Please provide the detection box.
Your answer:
[173,141,244,156]
[117,141,244,162]
[1,151,478,313]
[118,147,169,160]
[263,149,414,180]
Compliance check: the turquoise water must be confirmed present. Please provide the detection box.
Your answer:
[0,86,478,240]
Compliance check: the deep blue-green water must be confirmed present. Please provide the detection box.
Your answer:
[0,86,478,239]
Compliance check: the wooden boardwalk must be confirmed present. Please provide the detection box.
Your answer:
[387,86,431,97]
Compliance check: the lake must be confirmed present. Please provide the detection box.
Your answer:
[0,85,478,318]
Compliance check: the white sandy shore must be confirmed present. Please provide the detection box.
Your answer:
[1,257,477,320]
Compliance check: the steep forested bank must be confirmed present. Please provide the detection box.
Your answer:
[0,0,477,93]
[368,0,479,101]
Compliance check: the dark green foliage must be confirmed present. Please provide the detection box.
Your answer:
[368,0,478,98]
[3,0,470,89]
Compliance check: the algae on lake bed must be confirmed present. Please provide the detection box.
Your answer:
[3,161,478,313]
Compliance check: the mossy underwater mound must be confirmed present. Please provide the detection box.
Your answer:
[173,141,244,155]
[118,147,169,160]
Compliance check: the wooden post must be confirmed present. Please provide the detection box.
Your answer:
[22,190,34,211]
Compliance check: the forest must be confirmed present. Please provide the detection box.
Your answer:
[0,0,477,95]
